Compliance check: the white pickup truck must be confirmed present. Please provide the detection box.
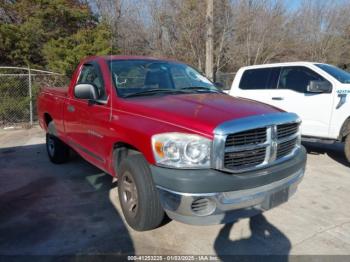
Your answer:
[228,62,350,162]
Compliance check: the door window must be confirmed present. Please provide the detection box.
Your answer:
[78,64,107,100]
[239,67,280,90]
[278,66,329,93]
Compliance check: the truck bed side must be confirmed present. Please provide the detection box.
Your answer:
[37,87,68,138]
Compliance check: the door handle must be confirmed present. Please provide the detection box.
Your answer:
[67,105,75,112]
[272,97,284,101]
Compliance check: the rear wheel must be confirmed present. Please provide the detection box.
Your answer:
[46,133,70,164]
[345,135,350,163]
[118,154,164,231]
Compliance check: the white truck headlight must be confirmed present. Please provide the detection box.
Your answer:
[152,133,211,168]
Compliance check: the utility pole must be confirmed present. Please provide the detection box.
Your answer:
[205,0,214,81]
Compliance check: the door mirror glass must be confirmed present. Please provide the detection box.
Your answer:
[74,84,98,100]
[307,80,332,93]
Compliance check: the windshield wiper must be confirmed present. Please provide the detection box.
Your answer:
[180,86,222,93]
[123,88,187,98]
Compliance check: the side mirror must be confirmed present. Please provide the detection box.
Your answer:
[307,80,332,93]
[74,84,98,100]
[214,82,230,91]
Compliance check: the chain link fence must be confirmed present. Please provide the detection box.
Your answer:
[0,67,69,129]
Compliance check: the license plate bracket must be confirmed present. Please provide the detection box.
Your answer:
[262,187,289,210]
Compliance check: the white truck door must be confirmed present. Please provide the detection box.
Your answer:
[230,67,280,105]
[268,66,333,138]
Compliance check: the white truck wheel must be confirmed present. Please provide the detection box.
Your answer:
[345,135,350,163]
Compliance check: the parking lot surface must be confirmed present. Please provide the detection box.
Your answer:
[1,126,350,256]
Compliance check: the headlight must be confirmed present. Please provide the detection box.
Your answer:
[152,133,211,168]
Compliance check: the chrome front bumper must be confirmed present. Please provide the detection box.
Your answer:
[157,168,304,225]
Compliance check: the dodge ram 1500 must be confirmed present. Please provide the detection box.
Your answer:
[38,56,306,231]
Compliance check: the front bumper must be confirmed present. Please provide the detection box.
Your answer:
[151,146,306,225]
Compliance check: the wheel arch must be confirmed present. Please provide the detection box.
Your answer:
[43,113,58,136]
[111,141,142,177]
[43,113,53,128]
[339,116,350,142]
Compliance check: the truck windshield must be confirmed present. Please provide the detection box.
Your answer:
[315,64,350,84]
[108,60,218,98]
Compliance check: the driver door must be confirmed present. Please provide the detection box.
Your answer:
[64,63,110,169]
[268,66,333,138]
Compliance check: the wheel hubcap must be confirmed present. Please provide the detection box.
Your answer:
[121,172,138,217]
[47,137,55,156]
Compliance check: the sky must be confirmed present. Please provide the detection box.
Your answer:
[287,0,302,11]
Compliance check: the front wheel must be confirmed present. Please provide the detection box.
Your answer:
[345,135,350,163]
[118,154,165,231]
[46,133,70,164]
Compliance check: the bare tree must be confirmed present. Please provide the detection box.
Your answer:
[92,0,350,72]
[213,0,234,75]
[148,0,207,70]
[94,0,122,51]
[288,0,350,65]
[226,0,290,69]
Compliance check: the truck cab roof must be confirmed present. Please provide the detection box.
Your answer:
[239,61,326,70]
[83,55,180,63]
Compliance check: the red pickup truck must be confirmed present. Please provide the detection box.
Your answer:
[38,56,306,231]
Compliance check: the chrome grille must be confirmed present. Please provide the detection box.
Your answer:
[224,147,266,169]
[277,123,299,140]
[277,138,297,159]
[225,127,266,147]
[213,113,301,173]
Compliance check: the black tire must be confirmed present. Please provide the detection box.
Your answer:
[46,133,70,164]
[118,154,164,231]
[345,135,350,163]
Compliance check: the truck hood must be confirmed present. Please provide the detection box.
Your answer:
[119,93,282,136]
